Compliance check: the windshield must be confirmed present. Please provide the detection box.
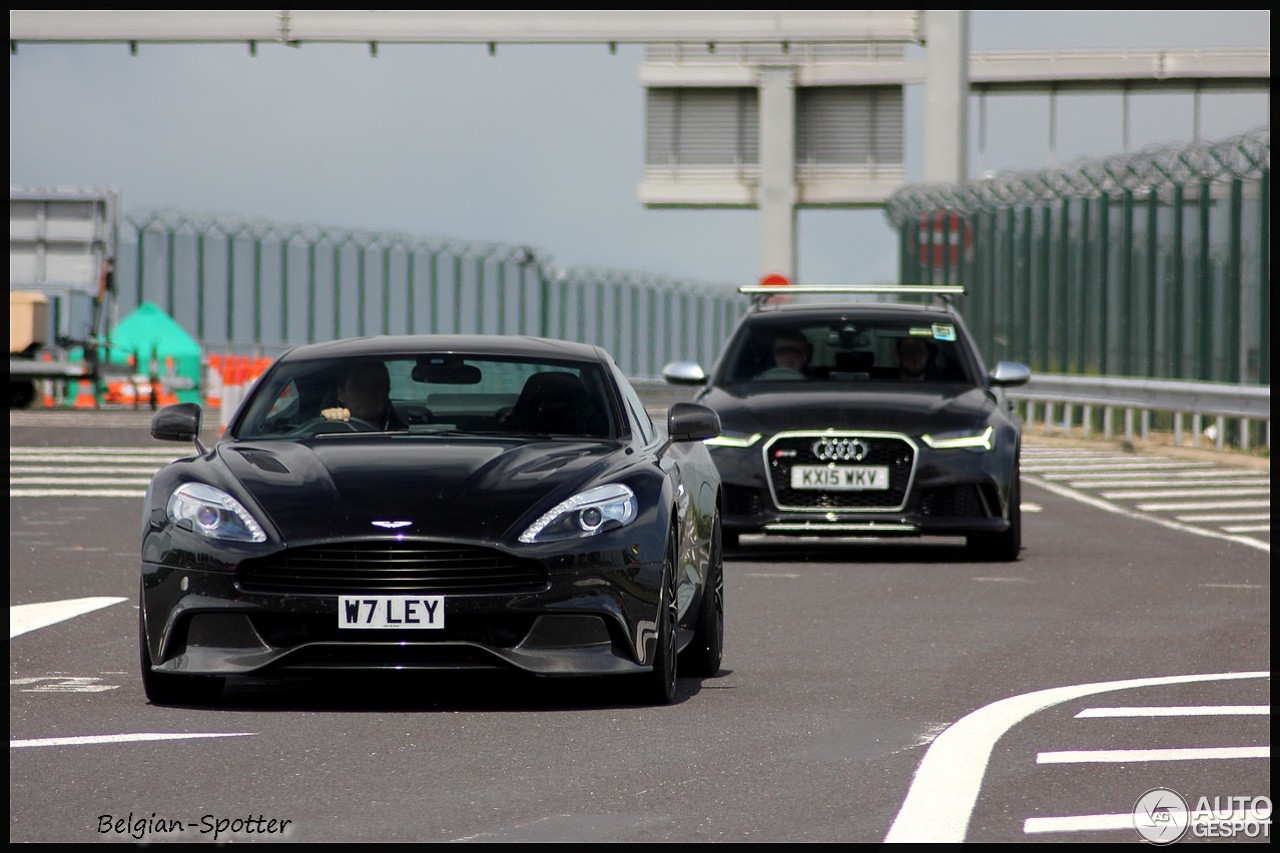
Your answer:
[719,318,979,387]
[235,353,620,441]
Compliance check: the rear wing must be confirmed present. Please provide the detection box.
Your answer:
[738,284,964,309]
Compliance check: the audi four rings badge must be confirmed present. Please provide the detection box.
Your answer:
[812,438,870,462]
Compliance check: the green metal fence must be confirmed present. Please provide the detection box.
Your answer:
[887,127,1270,386]
[116,213,746,378]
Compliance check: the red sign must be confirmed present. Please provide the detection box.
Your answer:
[918,211,972,269]
[758,273,791,287]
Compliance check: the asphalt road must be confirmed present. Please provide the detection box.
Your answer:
[9,410,1271,843]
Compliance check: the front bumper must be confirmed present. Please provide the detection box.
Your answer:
[713,434,1014,538]
[140,542,666,678]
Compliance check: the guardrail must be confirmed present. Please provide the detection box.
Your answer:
[631,374,1271,453]
[1010,374,1270,452]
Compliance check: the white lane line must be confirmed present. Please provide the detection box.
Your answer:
[10,473,154,481]
[9,447,184,456]
[972,577,1030,583]
[1046,469,1255,482]
[10,597,128,639]
[1222,524,1271,533]
[1023,462,1215,473]
[1136,499,1269,512]
[10,489,146,498]
[743,573,802,579]
[1177,513,1271,522]
[1022,502,1042,513]
[883,670,1269,843]
[1023,475,1269,554]
[1102,487,1271,500]
[11,732,256,749]
[1025,809,1263,836]
[1075,705,1269,718]
[1199,583,1266,590]
[10,465,164,474]
[1070,478,1267,489]
[1038,746,1268,764]
[1024,813,1133,834]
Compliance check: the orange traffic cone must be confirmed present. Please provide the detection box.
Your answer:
[72,380,98,409]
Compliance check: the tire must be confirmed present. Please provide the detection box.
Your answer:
[139,600,224,705]
[722,528,740,550]
[638,529,680,705]
[10,380,35,409]
[681,509,724,677]
[966,459,1021,562]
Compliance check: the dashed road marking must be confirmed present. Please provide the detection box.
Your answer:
[1075,705,1268,718]
[10,597,128,639]
[1037,746,1269,764]
[11,732,256,749]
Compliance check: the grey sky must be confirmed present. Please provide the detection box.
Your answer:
[8,10,1270,287]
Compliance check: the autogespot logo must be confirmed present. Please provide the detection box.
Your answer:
[1133,788,1190,845]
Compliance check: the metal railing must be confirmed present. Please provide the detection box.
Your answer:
[1010,374,1271,452]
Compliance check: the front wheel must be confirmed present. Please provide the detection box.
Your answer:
[637,530,679,705]
[681,510,724,677]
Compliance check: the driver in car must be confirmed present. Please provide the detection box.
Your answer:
[321,360,406,430]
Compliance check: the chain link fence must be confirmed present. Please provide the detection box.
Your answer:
[886,127,1270,387]
[116,212,745,379]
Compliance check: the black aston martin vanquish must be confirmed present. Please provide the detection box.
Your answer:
[141,335,723,705]
[664,286,1030,560]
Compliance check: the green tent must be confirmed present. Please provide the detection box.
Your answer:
[107,302,203,403]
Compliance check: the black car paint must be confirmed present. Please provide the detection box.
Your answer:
[685,303,1023,543]
[140,336,721,691]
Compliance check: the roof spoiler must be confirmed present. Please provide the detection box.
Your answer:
[737,284,965,309]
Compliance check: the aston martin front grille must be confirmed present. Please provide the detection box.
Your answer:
[238,541,549,595]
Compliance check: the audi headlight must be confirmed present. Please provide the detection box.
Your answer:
[922,425,995,451]
[519,484,637,544]
[705,431,762,449]
[167,482,267,543]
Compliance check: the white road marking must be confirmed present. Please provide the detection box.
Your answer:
[1022,502,1042,513]
[1177,512,1270,522]
[10,465,163,474]
[1222,524,1271,533]
[1023,476,1269,553]
[1070,478,1268,489]
[10,489,146,498]
[11,676,119,693]
[9,447,183,456]
[1046,469,1257,482]
[1025,808,1262,835]
[1075,705,1269,718]
[1023,462,1215,473]
[1037,746,1268,764]
[10,732,255,749]
[883,670,1269,843]
[1101,487,1270,500]
[1199,583,1267,590]
[743,573,801,579]
[972,577,1029,583]
[1136,499,1269,512]
[10,597,128,639]
[10,476,153,485]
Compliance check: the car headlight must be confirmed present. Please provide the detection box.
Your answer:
[704,431,762,449]
[166,482,267,543]
[921,425,994,451]
[518,483,637,544]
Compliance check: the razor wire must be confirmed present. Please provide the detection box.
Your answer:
[119,210,741,378]
[885,126,1270,223]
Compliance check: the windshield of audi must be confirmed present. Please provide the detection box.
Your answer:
[233,354,622,441]
[711,316,983,390]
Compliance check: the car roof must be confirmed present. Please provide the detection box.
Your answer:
[278,334,607,363]
[741,300,961,324]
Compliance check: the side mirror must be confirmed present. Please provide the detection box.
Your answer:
[662,361,707,386]
[989,361,1031,388]
[151,402,202,443]
[668,402,721,443]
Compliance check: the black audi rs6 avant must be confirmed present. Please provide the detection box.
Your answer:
[664,286,1030,560]
[141,335,723,705]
